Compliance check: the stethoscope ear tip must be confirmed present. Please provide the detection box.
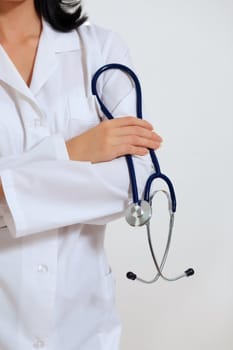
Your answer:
[126,271,137,281]
[185,268,195,277]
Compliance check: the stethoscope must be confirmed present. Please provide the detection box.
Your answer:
[92,63,195,284]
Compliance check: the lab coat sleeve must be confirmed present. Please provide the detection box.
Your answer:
[0,30,154,238]
[0,154,153,237]
[0,134,70,172]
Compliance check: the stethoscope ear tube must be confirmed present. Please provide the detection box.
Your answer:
[127,193,194,283]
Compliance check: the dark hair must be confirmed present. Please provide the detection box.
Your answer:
[34,0,88,32]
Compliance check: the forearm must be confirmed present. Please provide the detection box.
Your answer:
[65,117,161,163]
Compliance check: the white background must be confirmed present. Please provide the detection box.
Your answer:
[84,1,233,349]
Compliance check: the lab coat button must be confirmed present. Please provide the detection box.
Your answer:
[33,339,45,348]
[37,264,48,273]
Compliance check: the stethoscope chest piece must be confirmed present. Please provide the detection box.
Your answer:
[125,200,152,227]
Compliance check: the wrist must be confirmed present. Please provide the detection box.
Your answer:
[65,136,88,162]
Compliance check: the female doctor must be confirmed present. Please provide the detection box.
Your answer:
[0,1,162,349]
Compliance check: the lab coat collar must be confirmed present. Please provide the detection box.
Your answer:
[29,17,82,96]
[0,16,82,102]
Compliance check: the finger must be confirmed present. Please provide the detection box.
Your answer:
[152,131,163,143]
[106,116,154,130]
[112,139,162,159]
[114,126,163,142]
[113,135,161,150]
[113,144,149,158]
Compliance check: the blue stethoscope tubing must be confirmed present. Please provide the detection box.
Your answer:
[92,63,194,283]
[91,63,176,211]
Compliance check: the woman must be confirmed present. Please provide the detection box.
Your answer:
[0,1,162,349]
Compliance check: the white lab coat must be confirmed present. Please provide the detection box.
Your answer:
[0,17,152,350]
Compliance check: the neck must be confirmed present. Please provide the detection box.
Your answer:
[0,0,41,44]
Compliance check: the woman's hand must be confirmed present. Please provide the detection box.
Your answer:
[66,117,163,163]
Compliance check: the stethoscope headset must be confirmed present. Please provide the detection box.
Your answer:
[92,63,195,284]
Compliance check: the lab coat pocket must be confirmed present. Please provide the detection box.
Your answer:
[97,270,119,324]
[92,268,116,309]
[102,268,115,301]
[66,93,102,139]
[97,271,121,349]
